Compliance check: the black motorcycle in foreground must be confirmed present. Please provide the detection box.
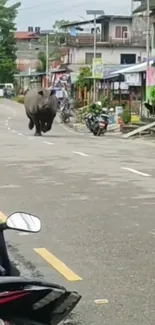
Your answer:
[85,113,109,136]
[0,211,81,325]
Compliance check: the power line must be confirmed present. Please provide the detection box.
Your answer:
[17,2,87,20]
[18,0,85,12]
[16,0,96,25]
[19,0,64,11]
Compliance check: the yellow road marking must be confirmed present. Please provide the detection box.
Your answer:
[0,211,7,222]
[34,248,82,282]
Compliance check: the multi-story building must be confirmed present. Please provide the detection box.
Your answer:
[15,31,40,71]
[61,14,148,70]
[15,27,68,72]
[14,12,152,74]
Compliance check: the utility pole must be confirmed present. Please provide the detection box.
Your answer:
[40,30,54,88]
[86,10,104,102]
[93,14,96,103]
[46,33,49,88]
[146,0,150,68]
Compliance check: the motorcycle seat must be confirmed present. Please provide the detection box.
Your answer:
[0,276,66,290]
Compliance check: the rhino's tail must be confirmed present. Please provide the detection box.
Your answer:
[28,119,34,130]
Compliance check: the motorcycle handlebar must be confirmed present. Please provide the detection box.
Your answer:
[0,223,7,231]
[0,265,6,276]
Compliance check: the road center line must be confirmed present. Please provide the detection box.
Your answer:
[72,151,88,157]
[34,248,82,281]
[43,141,54,145]
[121,167,151,177]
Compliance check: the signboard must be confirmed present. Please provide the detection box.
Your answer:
[131,114,140,123]
[146,66,155,102]
[92,58,103,79]
[108,114,115,124]
[115,106,123,124]
[115,106,123,116]
[125,73,141,86]
[114,82,128,90]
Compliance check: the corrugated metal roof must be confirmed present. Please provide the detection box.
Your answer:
[61,15,132,28]
[110,60,155,74]
[103,64,130,78]
[15,71,46,77]
[15,32,38,40]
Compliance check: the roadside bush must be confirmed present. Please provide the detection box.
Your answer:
[87,103,102,115]
[76,105,88,123]
[76,102,103,123]
[121,108,131,124]
[14,96,24,104]
[100,95,111,108]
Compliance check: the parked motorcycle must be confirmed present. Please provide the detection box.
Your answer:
[0,211,81,325]
[60,99,71,123]
[92,114,109,136]
[84,113,96,132]
[85,112,109,136]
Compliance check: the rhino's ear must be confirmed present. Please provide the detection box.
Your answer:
[38,90,43,96]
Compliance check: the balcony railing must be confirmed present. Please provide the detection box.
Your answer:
[65,33,148,47]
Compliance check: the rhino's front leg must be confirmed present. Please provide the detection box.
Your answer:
[40,120,46,133]
[44,122,52,132]
[34,117,42,136]
[28,118,34,130]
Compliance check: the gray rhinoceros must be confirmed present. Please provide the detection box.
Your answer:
[24,87,58,136]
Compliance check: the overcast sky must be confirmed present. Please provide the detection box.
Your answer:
[10,0,132,30]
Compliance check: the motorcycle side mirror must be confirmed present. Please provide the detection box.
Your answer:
[6,212,41,233]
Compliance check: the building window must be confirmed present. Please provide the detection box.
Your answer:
[115,26,128,38]
[120,53,136,64]
[85,52,101,64]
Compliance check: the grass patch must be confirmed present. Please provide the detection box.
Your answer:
[13,96,24,104]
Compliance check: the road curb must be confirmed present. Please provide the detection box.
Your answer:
[67,121,120,134]
[68,122,86,132]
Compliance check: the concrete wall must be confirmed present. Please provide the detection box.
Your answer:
[16,40,54,60]
[109,19,132,39]
[69,46,147,65]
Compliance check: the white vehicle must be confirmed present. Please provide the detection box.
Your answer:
[0,83,14,97]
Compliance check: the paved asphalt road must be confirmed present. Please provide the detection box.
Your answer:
[1,99,155,325]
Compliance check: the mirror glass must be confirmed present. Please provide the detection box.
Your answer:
[6,212,41,232]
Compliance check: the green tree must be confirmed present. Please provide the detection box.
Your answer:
[36,51,46,72]
[150,86,155,115]
[0,0,21,83]
[53,20,70,31]
[121,108,131,124]
[50,20,70,45]
[36,49,61,73]
[75,66,92,90]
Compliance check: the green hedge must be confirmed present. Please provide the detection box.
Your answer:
[13,96,24,104]
[121,109,131,124]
